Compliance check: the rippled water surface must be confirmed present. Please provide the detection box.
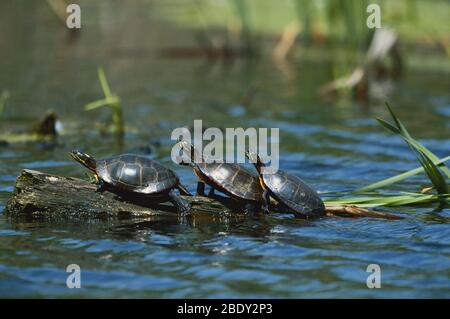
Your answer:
[0,1,449,298]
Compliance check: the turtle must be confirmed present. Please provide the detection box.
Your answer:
[177,140,263,213]
[70,150,192,216]
[246,151,325,218]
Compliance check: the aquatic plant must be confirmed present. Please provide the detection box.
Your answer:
[368,102,448,194]
[84,67,124,136]
[191,0,258,57]
[230,0,256,55]
[287,0,372,46]
[326,103,449,209]
[354,155,450,193]
[325,193,446,208]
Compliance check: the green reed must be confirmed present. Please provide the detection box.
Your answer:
[84,67,124,137]
[328,103,449,209]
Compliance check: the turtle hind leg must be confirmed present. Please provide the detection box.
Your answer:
[168,189,191,216]
[196,181,206,196]
[95,178,106,193]
[262,189,270,214]
[243,201,259,215]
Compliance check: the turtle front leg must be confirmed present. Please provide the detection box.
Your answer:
[243,202,258,215]
[262,189,270,214]
[196,181,206,196]
[168,189,191,216]
[95,177,106,193]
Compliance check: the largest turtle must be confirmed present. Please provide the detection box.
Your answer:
[70,150,191,216]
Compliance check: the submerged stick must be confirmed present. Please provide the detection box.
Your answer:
[4,170,402,221]
[324,205,402,220]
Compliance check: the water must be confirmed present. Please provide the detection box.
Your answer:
[0,1,449,298]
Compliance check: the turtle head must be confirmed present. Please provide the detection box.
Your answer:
[70,150,97,172]
[175,155,195,168]
[245,151,264,174]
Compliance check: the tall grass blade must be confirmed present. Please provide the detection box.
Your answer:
[84,97,120,111]
[417,152,449,195]
[325,193,448,208]
[383,102,450,178]
[84,67,124,136]
[355,155,450,192]
[97,67,113,98]
[374,103,449,196]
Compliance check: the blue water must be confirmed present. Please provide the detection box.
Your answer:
[0,1,449,298]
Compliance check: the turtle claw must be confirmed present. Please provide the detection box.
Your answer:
[243,202,259,215]
[179,204,191,217]
[168,189,191,217]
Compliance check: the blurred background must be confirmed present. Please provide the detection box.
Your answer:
[0,0,449,298]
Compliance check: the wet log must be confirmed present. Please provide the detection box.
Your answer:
[4,170,402,221]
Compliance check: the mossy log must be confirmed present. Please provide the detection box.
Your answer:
[4,170,402,221]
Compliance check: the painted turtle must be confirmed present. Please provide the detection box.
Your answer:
[70,150,191,216]
[178,141,263,213]
[246,151,325,218]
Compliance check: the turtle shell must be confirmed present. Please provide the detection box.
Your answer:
[96,154,179,194]
[196,162,263,202]
[262,170,325,216]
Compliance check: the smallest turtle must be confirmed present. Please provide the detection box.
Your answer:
[246,151,325,218]
[70,151,191,216]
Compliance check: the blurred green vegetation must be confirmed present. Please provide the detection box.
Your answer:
[0,90,9,119]
[157,0,449,49]
[152,0,449,99]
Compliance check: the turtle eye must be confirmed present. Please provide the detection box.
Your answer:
[72,150,82,157]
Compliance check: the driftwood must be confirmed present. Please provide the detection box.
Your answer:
[4,170,402,221]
